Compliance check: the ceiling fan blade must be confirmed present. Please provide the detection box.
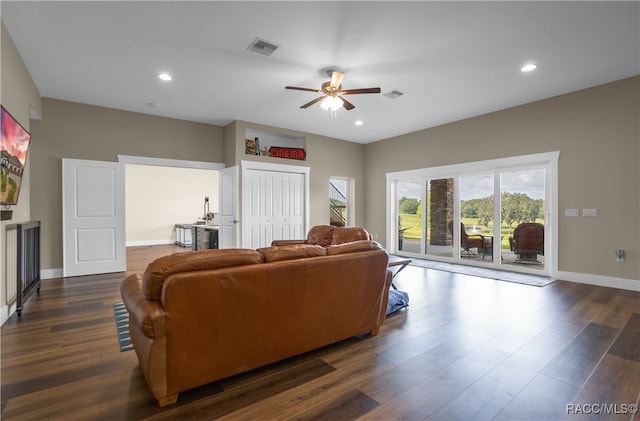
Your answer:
[341,97,355,110]
[339,87,381,95]
[329,71,344,89]
[285,86,322,93]
[300,96,326,109]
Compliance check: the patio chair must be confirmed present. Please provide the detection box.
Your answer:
[448,221,485,257]
[509,222,544,263]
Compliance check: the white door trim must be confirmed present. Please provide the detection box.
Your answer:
[62,158,126,277]
[118,155,225,170]
[218,166,239,248]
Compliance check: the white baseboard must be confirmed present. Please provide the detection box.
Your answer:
[126,239,175,247]
[554,270,639,291]
[41,268,63,280]
[1,302,17,326]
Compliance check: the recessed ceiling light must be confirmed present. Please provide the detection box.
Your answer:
[158,73,172,81]
[521,64,537,73]
[355,120,364,126]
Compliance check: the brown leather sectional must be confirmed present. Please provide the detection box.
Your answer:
[120,226,392,407]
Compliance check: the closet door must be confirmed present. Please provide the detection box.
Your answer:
[244,169,305,249]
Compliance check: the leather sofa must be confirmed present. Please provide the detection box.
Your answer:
[271,224,372,247]
[120,227,391,407]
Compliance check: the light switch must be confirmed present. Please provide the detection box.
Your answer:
[565,209,579,217]
[582,208,598,217]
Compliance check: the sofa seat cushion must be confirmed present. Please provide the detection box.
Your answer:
[258,244,327,262]
[143,249,264,301]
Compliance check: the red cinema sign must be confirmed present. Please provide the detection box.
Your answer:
[268,147,306,160]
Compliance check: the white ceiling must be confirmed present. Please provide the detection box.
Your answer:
[2,1,638,144]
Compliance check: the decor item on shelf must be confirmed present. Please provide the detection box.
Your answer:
[268,146,306,160]
[285,70,380,111]
[244,138,259,155]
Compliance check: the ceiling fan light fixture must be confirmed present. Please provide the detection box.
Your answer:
[320,96,343,111]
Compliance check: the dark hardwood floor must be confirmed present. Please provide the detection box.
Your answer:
[2,245,639,420]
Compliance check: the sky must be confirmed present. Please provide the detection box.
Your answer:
[397,169,545,201]
[1,108,31,165]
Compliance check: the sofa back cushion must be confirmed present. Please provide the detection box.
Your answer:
[143,249,264,300]
[325,240,383,255]
[258,244,327,262]
[306,225,335,246]
[331,227,372,245]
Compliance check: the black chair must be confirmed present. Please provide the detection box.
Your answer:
[448,221,485,257]
[509,222,544,263]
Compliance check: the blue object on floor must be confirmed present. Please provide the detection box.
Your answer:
[386,289,409,315]
[113,302,133,352]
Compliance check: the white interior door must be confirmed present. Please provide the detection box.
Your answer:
[243,169,305,249]
[62,159,126,277]
[218,166,238,248]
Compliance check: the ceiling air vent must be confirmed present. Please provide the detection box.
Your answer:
[384,90,406,99]
[247,38,279,56]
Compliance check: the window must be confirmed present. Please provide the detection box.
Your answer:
[387,152,558,276]
[329,177,354,227]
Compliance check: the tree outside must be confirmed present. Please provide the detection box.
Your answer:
[399,192,544,249]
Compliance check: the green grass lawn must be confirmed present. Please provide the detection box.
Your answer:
[399,214,543,249]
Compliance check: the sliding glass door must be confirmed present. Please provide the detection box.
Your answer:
[500,168,546,271]
[388,152,557,277]
[396,179,422,254]
[459,173,494,263]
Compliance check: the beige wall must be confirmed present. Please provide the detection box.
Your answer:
[29,101,366,271]
[1,21,41,315]
[29,98,224,270]
[0,21,41,225]
[125,165,219,245]
[229,120,366,229]
[364,76,640,281]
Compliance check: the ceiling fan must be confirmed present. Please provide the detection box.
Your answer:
[285,70,381,111]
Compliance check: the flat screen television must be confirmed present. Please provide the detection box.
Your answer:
[1,105,31,205]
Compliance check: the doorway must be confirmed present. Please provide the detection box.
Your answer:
[62,156,224,277]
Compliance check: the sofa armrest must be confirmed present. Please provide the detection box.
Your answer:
[271,239,308,246]
[373,269,394,336]
[121,273,166,340]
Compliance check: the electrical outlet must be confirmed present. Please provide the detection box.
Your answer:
[582,208,598,217]
[565,208,579,217]
[616,249,625,262]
